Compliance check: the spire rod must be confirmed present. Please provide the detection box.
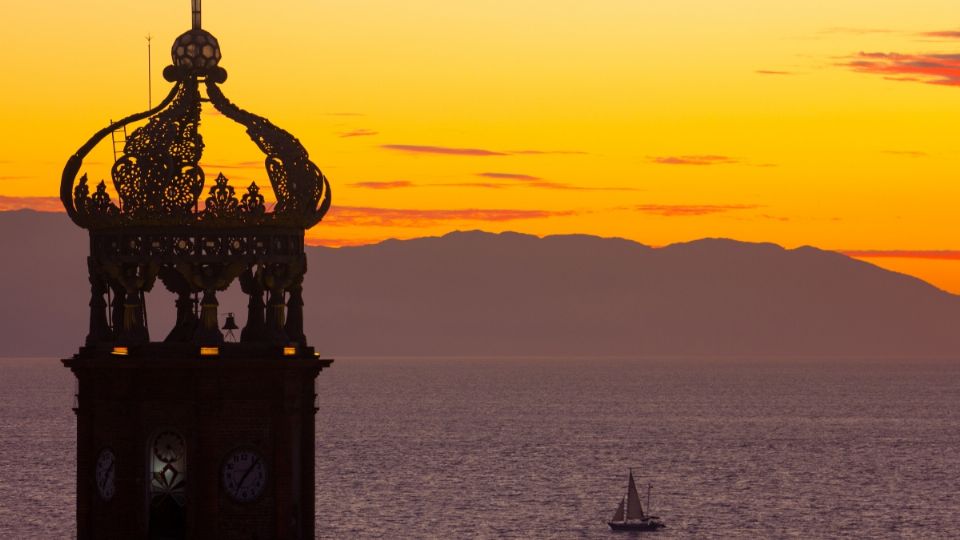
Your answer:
[192,0,201,29]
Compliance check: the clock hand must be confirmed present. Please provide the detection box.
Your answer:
[99,458,115,489]
[236,455,261,491]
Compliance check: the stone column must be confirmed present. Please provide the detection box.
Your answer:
[283,280,305,346]
[266,288,289,345]
[239,268,266,342]
[193,290,224,345]
[118,287,148,345]
[110,284,125,340]
[166,291,199,342]
[85,259,111,345]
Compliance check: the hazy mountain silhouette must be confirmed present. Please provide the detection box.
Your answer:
[3,210,958,357]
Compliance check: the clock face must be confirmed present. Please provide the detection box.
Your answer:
[222,449,267,503]
[153,431,185,463]
[95,449,116,501]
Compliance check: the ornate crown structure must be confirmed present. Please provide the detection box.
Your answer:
[61,6,331,357]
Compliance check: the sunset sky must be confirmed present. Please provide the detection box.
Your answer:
[3,1,960,290]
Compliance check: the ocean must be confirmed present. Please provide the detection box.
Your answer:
[2,357,959,538]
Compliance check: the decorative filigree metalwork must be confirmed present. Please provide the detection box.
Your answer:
[240,182,266,219]
[201,173,239,220]
[206,80,331,228]
[90,181,120,218]
[74,175,120,226]
[112,80,204,221]
[61,51,331,230]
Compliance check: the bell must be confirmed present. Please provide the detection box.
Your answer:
[222,313,239,343]
[222,313,239,331]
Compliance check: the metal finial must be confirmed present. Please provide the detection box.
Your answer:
[192,0,201,29]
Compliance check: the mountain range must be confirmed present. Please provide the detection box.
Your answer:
[2,209,958,358]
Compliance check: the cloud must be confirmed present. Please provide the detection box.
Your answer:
[381,145,587,157]
[650,155,738,166]
[324,112,365,117]
[435,182,510,189]
[918,30,960,40]
[305,236,388,248]
[840,52,960,87]
[842,250,960,260]
[821,28,896,35]
[382,145,508,156]
[477,172,542,181]
[882,150,928,157]
[339,129,378,138]
[432,180,638,191]
[0,175,33,181]
[202,161,263,170]
[635,204,759,217]
[755,70,794,75]
[0,195,63,212]
[349,181,414,189]
[322,206,577,227]
[509,150,589,155]
[419,172,636,192]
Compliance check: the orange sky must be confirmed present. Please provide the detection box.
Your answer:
[3,1,960,291]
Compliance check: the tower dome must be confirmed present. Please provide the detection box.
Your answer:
[59,2,331,350]
[62,12,330,230]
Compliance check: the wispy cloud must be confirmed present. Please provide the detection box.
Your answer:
[882,150,928,157]
[636,204,759,217]
[755,70,794,75]
[918,30,960,40]
[0,195,63,212]
[381,145,587,157]
[843,250,960,260]
[339,129,378,138]
[466,172,638,191]
[840,52,960,87]
[435,182,510,189]
[324,112,365,117]
[821,27,896,35]
[347,174,638,192]
[509,149,588,155]
[382,145,508,156]
[432,181,637,191]
[323,206,577,227]
[650,155,738,166]
[305,236,389,248]
[0,175,34,181]
[202,161,263,170]
[477,172,543,181]
[349,181,414,189]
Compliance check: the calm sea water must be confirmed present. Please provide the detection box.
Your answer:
[2,357,959,538]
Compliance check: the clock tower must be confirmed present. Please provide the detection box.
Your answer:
[61,3,333,538]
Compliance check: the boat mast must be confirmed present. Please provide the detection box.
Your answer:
[647,483,652,515]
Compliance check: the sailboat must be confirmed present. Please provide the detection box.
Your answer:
[608,470,665,531]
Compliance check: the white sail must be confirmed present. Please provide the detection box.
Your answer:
[626,471,645,520]
[611,497,625,522]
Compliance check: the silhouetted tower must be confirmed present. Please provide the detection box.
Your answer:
[60,3,333,538]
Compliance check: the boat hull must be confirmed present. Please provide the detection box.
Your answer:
[608,520,665,532]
